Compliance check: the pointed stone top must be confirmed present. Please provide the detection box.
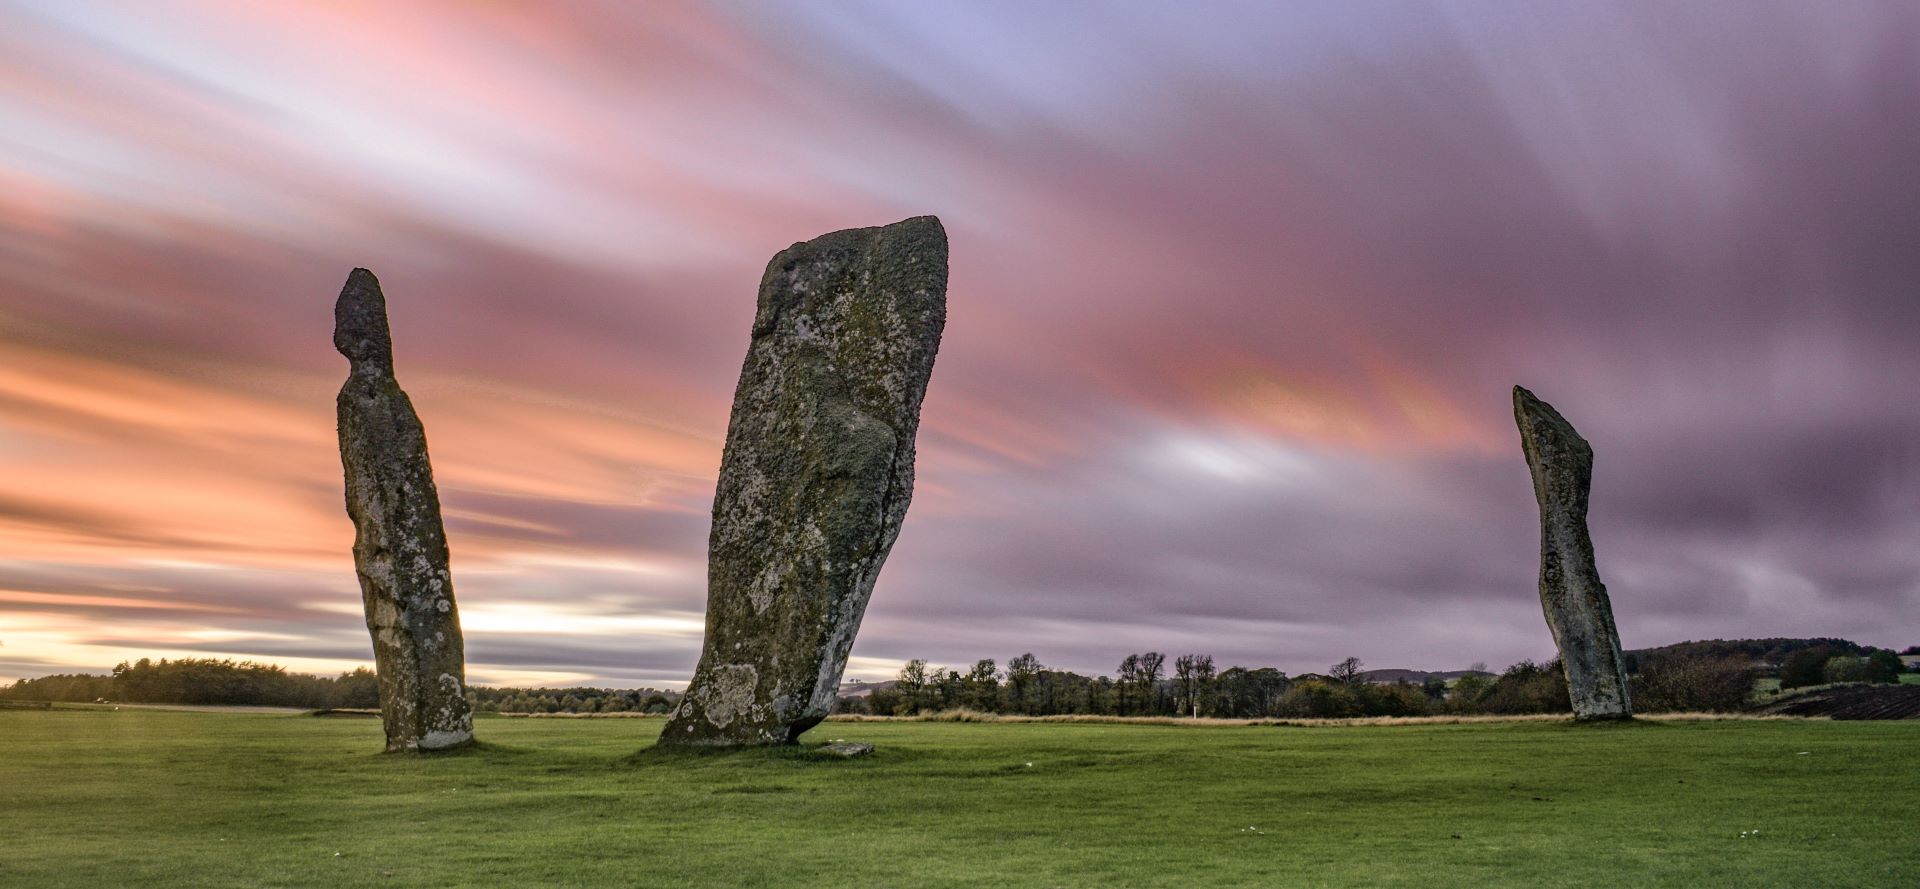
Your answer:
[1513,386,1578,434]
[1512,384,1548,413]
[1513,385,1592,469]
[335,268,393,375]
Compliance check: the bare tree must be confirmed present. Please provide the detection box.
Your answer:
[1174,655,1198,717]
[1139,652,1167,713]
[1174,654,1217,717]
[1330,657,1365,686]
[1116,654,1141,715]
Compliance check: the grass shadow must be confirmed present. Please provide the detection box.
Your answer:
[621,740,892,772]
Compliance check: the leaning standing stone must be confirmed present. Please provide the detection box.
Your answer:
[336,268,474,751]
[662,216,948,747]
[1513,385,1632,720]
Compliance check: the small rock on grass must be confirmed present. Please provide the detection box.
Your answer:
[819,742,875,758]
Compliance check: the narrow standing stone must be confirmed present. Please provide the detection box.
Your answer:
[335,268,474,751]
[661,216,948,747]
[1513,385,1632,720]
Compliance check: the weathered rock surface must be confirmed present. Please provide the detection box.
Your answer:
[335,268,474,752]
[662,216,948,748]
[1513,386,1632,721]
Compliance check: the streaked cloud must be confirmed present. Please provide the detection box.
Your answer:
[1,1,1915,687]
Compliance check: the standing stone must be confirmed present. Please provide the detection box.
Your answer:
[661,216,948,748]
[1513,386,1632,720]
[335,268,474,752]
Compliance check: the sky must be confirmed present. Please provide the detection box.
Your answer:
[1,1,1916,689]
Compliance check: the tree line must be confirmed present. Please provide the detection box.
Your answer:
[841,653,1569,719]
[0,658,382,709]
[0,658,681,714]
[839,641,1916,719]
[4,639,1905,715]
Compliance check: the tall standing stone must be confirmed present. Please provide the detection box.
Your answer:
[1513,385,1632,720]
[662,216,948,748]
[335,268,474,751]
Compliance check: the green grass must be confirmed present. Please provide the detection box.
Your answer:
[1899,673,1920,685]
[1,710,1915,888]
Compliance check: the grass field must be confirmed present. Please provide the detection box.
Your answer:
[1,710,1915,888]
